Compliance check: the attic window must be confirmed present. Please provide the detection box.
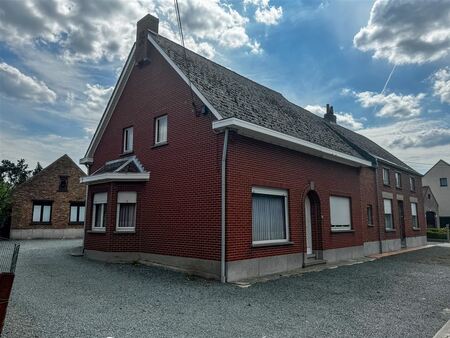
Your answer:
[154,115,168,145]
[58,176,68,192]
[123,127,134,153]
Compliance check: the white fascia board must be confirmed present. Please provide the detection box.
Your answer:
[213,118,372,168]
[80,172,150,185]
[147,33,223,121]
[81,44,136,163]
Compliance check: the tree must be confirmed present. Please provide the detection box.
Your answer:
[33,162,43,176]
[0,159,31,186]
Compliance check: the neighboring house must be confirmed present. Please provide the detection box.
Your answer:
[422,160,450,227]
[79,15,426,282]
[422,186,440,228]
[11,154,86,239]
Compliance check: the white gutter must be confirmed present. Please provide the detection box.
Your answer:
[221,128,229,283]
[80,172,150,185]
[213,118,372,168]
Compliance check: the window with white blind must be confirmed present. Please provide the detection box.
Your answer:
[384,198,394,230]
[123,127,133,153]
[252,187,289,244]
[69,202,85,224]
[330,196,352,230]
[411,202,419,228]
[32,201,52,223]
[116,192,137,231]
[155,115,168,145]
[92,192,107,230]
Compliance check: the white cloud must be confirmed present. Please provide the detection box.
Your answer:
[244,0,283,25]
[354,0,450,64]
[343,89,426,119]
[0,0,260,62]
[304,104,364,130]
[0,62,57,103]
[360,119,450,173]
[432,67,450,104]
[255,6,283,25]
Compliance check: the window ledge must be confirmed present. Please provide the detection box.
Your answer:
[385,229,396,232]
[88,229,106,234]
[69,222,84,225]
[331,229,354,233]
[412,227,421,231]
[252,241,293,248]
[152,141,168,148]
[30,222,52,225]
[114,229,136,234]
[368,224,375,227]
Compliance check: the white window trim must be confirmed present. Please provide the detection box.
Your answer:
[123,127,133,153]
[154,115,168,145]
[329,196,352,231]
[115,192,137,232]
[251,186,290,245]
[92,193,107,231]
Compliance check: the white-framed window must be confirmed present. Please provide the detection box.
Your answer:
[123,126,133,153]
[69,202,85,224]
[32,201,52,223]
[384,198,394,230]
[252,187,289,244]
[330,196,352,230]
[116,191,137,231]
[411,202,418,228]
[154,115,168,145]
[382,168,390,186]
[92,192,107,230]
[395,172,402,189]
[409,177,416,192]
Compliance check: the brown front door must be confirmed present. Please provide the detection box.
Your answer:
[398,200,406,247]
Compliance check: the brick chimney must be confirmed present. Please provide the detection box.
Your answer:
[135,14,159,65]
[324,103,337,123]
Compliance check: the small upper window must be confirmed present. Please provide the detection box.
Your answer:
[155,115,168,145]
[123,127,133,153]
[32,201,52,224]
[383,168,390,186]
[330,196,352,230]
[409,177,416,192]
[58,176,68,192]
[367,205,373,226]
[440,178,448,187]
[395,172,402,189]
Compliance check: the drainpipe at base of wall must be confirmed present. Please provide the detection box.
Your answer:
[374,159,383,254]
[221,128,229,283]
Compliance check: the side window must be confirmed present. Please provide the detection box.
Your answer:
[383,168,390,186]
[116,192,137,231]
[123,127,133,153]
[70,202,85,224]
[395,172,402,189]
[154,115,168,145]
[409,177,416,192]
[384,199,393,230]
[32,201,53,223]
[411,202,419,228]
[92,193,107,230]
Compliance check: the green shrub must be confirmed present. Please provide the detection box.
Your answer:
[427,227,449,240]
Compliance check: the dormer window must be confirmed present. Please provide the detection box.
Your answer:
[123,127,133,153]
[154,115,168,145]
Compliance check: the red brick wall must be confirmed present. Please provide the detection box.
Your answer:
[360,167,380,243]
[85,41,223,260]
[376,165,426,240]
[225,133,365,262]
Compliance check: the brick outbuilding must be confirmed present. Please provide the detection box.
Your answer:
[79,15,426,282]
[11,154,86,239]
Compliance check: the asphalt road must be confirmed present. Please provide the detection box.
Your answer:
[3,240,450,338]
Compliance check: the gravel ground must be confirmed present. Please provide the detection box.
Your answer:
[3,240,450,338]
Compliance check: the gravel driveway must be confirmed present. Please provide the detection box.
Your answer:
[3,240,450,338]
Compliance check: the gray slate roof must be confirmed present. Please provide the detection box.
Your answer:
[151,32,416,172]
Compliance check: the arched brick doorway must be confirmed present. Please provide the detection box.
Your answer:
[305,190,322,258]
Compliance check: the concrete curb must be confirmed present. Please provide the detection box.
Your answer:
[433,319,450,338]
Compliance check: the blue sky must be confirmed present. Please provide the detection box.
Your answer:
[0,0,449,173]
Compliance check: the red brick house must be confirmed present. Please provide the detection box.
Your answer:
[80,15,426,282]
[11,154,86,239]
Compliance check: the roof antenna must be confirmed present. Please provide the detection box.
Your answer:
[174,0,198,114]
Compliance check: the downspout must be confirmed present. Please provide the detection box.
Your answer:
[82,164,90,254]
[374,159,383,253]
[221,128,229,283]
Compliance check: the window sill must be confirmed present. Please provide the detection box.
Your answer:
[331,229,354,233]
[88,229,106,233]
[252,241,293,248]
[412,227,421,231]
[385,229,396,232]
[383,184,391,187]
[114,229,136,234]
[31,222,52,225]
[152,141,168,148]
[368,224,375,227]
[69,222,84,225]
